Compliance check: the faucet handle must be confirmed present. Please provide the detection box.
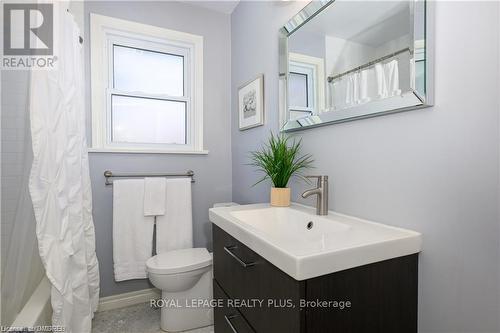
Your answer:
[305,175,328,185]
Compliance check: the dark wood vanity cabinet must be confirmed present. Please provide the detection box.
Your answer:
[213,225,418,333]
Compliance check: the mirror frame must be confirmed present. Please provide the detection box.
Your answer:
[279,0,434,132]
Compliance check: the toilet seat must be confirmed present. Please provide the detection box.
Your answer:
[146,248,212,275]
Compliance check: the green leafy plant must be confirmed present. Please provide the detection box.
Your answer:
[250,132,314,188]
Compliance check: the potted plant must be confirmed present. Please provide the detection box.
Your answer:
[250,132,314,207]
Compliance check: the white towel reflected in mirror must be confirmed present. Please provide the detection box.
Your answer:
[329,58,402,111]
[384,59,402,97]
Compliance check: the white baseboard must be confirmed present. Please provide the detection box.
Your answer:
[97,288,161,312]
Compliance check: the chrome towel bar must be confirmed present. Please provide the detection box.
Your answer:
[104,170,195,185]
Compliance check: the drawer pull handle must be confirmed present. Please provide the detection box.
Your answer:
[224,314,240,333]
[224,246,256,268]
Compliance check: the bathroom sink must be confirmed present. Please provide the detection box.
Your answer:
[230,207,351,249]
[209,203,422,280]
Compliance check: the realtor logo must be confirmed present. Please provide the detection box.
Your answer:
[3,3,53,56]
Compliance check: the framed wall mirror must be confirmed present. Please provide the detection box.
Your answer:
[279,0,433,132]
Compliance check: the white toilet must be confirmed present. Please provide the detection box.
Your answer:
[146,248,213,332]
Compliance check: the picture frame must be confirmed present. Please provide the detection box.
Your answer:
[238,74,264,130]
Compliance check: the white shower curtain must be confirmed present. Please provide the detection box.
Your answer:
[29,5,100,332]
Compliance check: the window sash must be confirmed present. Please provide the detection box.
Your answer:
[107,35,190,96]
[289,62,315,113]
[90,13,204,153]
[106,89,191,149]
[289,71,309,108]
[109,94,187,145]
[112,44,185,97]
[105,37,194,150]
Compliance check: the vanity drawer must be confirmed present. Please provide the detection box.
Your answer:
[214,280,255,333]
[212,225,304,333]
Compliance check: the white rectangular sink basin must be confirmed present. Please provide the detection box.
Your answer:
[209,203,422,280]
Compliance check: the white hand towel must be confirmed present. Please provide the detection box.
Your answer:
[330,80,342,110]
[384,59,401,97]
[144,177,167,216]
[345,75,355,107]
[410,57,415,90]
[375,63,388,99]
[332,77,348,110]
[113,179,154,281]
[366,67,379,101]
[352,72,360,105]
[156,178,193,254]
[359,68,375,104]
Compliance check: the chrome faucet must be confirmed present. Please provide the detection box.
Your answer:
[301,175,329,215]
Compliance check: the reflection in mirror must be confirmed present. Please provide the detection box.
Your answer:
[280,0,432,131]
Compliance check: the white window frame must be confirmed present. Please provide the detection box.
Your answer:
[289,52,325,116]
[90,14,206,154]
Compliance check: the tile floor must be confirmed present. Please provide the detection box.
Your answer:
[92,302,214,333]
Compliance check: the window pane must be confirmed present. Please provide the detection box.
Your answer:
[289,72,308,107]
[113,45,184,96]
[111,95,186,144]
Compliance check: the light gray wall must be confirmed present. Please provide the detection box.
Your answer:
[289,29,326,59]
[231,1,499,332]
[85,1,232,297]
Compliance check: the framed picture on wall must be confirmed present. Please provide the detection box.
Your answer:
[238,74,264,130]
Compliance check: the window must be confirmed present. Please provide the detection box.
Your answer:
[289,67,314,120]
[90,14,205,153]
[288,53,325,120]
[289,72,309,108]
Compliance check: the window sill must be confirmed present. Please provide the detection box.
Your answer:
[87,147,209,155]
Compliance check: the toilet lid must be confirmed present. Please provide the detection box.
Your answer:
[146,248,212,274]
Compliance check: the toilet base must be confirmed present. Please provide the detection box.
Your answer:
[160,269,213,332]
